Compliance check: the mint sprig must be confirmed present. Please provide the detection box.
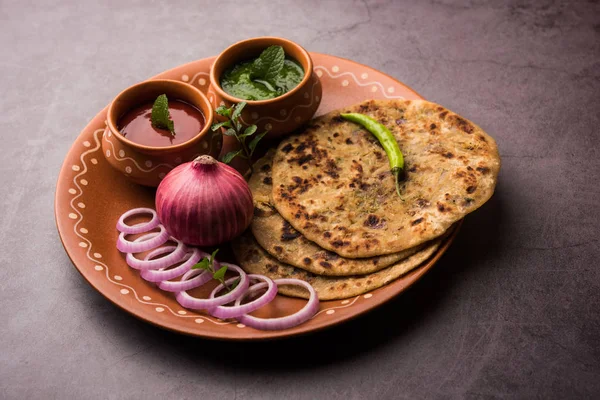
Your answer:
[252,45,285,86]
[211,102,268,177]
[191,249,240,292]
[151,94,175,136]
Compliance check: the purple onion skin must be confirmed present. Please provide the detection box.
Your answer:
[155,156,254,246]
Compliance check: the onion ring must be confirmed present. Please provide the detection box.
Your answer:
[175,263,249,310]
[117,225,169,253]
[208,274,277,319]
[140,247,204,283]
[116,207,160,235]
[236,279,319,330]
[157,268,213,293]
[125,234,186,271]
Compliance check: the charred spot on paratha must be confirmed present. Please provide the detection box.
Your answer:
[331,115,345,124]
[450,115,474,134]
[331,239,350,248]
[364,214,386,229]
[416,198,430,208]
[324,159,340,179]
[411,218,424,226]
[281,221,301,241]
[351,160,363,174]
[437,202,450,212]
[322,251,339,261]
[319,261,332,269]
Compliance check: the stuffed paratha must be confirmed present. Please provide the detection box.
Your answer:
[271,99,500,257]
[250,149,423,276]
[232,231,446,300]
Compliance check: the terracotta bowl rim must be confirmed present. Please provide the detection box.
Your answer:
[106,79,214,153]
[209,36,314,106]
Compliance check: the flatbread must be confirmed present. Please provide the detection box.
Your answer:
[232,231,444,300]
[271,99,500,257]
[250,149,424,276]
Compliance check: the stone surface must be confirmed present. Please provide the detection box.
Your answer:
[1,0,599,399]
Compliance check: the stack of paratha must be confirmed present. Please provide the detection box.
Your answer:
[232,99,500,300]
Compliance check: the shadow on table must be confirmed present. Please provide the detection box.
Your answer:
[84,182,506,372]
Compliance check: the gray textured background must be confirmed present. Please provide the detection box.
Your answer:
[1,0,599,399]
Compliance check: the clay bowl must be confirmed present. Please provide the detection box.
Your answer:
[209,37,322,138]
[103,79,219,187]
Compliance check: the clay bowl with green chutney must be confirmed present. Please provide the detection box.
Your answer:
[209,37,322,139]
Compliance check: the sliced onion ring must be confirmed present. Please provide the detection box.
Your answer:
[158,268,213,292]
[208,274,277,319]
[236,279,319,331]
[116,207,160,234]
[140,247,204,283]
[125,234,186,271]
[176,263,249,310]
[117,225,169,253]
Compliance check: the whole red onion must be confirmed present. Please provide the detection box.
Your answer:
[155,155,253,246]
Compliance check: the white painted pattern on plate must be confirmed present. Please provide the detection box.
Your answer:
[185,71,210,87]
[104,131,175,173]
[314,66,406,100]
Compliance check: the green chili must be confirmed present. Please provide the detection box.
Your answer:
[340,113,405,196]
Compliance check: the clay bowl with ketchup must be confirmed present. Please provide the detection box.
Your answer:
[209,37,322,139]
[103,79,219,187]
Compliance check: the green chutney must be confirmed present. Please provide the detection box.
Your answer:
[220,59,305,101]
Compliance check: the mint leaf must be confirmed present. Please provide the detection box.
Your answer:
[151,94,175,135]
[221,150,242,164]
[230,277,241,290]
[215,105,231,118]
[213,266,227,281]
[253,79,276,92]
[210,248,219,264]
[223,128,237,137]
[232,102,246,122]
[211,121,231,131]
[239,124,257,139]
[248,131,268,155]
[244,125,257,136]
[252,46,285,83]
[191,258,211,271]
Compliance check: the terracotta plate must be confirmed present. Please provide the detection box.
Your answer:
[55,54,461,340]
